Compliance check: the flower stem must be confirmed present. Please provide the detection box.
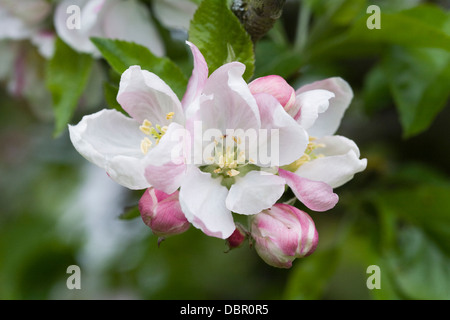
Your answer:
[294,0,311,53]
[232,0,287,42]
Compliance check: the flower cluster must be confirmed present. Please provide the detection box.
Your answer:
[0,0,196,116]
[69,41,367,268]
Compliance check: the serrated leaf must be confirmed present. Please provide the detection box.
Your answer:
[46,38,93,137]
[188,0,254,81]
[91,37,188,100]
[382,46,450,137]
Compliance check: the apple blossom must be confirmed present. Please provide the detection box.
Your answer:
[249,75,367,190]
[69,41,341,241]
[0,0,55,58]
[139,187,190,238]
[143,42,316,239]
[54,0,164,57]
[250,203,319,268]
[68,64,185,190]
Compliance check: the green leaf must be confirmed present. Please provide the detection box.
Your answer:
[283,246,340,300]
[254,40,304,79]
[382,46,450,137]
[118,204,141,220]
[381,226,450,299]
[103,81,123,113]
[306,5,450,62]
[188,0,255,81]
[91,37,188,100]
[376,182,450,255]
[46,38,93,137]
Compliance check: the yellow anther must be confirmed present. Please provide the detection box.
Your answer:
[143,119,152,127]
[140,137,153,155]
[166,112,175,120]
[140,125,151,135]
[214,168,222,174]
[227,169,240,177]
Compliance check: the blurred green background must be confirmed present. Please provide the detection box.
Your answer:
[1,0,450,299]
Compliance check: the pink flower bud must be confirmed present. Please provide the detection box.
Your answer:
[139,188,190,238]
[249,75,296,112]
[225,223,247,251]
[250,203,319,268]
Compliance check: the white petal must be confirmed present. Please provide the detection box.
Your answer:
[68,109,150,190]
[102,0,165,56]
[117,65,184,125]
[254,93,309,167]
[181,41,209,115]
[199,62,260,132]
[152,0,197,30]
[295,135,367,188]
[144,122,188,194]
[296,77,353,137]
[292,89,335,130]
[226,171,285,215]
[54,0,102,55]
[179,166,235,239]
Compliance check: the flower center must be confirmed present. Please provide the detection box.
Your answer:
[139,112,174,154]
[202,135,256,180]
[282,137,325,172]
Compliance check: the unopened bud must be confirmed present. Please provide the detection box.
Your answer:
[249,75,296,111]
[250,203,318,268]
[139,188,190,238]
[225,223,247,251]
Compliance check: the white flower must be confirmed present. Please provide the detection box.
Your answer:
[68,64,185,190]
[143,42,310,239]
[249,75,367,189]
[54,0,164,56]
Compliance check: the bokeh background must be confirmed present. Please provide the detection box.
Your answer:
[1,0,449,299]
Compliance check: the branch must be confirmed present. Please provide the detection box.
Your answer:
[231,0,286,42]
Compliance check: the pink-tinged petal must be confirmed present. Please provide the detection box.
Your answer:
[254,93,308,167]
[249,75,296,111]
[179,166,235,239]
[278,168,338,212]
[226,171,285,215]
[68,109,150,190]
[117,65,184,125]
[144,122,188,194]
[181,41,209,113]
[199,62,260,132]
[274,204,319,257]
[296,77,353,137]
[295,135,367,188]
[290,89,335,128]
[101,0,165,56]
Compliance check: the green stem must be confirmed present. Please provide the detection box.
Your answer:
[294,0,311,52]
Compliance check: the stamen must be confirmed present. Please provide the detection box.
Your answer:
[227,169,240,177]
[140,137,152,155]
[166,112,175,120]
